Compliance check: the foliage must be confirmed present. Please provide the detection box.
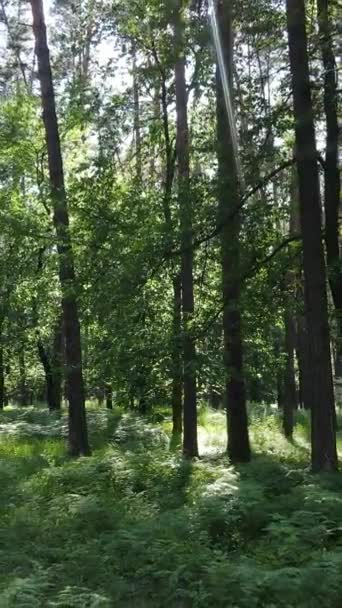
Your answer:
[0,405,342,607]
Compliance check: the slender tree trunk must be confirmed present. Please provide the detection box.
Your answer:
[277,372,284,409]
[34,252,63,412]
[289,161,312,411]
[283,166,300,434]
[105,383,113,410]
[174,0,198,457]
[283,308,296,438]
[51,316,63,410]
[296,298,312,410]
[317,0,342,377]
[149,84,159,181]
[158,68,183,436]
[216,0,250,462]
[19,349,28,407]
[37,338,57,411]
[286,0,337,471]
[98,389,104,407]
[36,317,63,411]
[132,43,142,183]
[171,274,183,435]
[0,328,4,410]
[30,0,90,456]
[274,329,284,408]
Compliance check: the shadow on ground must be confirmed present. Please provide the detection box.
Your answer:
[1,406,342,607]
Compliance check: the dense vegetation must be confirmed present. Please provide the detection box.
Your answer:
[0,0,341,604]
[2,405,342,608]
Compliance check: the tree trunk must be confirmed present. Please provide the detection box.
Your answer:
[283,307,296,438]
[171,274,183,435]
[277,372,284,409]
[19,349,28,407]
[105,383,113,410]
[37,338,57,411]
[0,330,4,410]
[283,163,300,434]
[316,0,342,377]
[294,258,313,411]
[158,67,183,436]
[289,161,312,411]
[132,42,142,183]
[174,0,198,457]
[36,317,63,412]
[216,0,250,463]
[30,0,90,456]
[51,316,63,410]
[286,0,337,471]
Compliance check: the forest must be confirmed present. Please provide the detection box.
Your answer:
[0,0,341,605]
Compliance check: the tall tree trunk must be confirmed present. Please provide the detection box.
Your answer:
[34,251,63,412]
[288,161,311,411]
[30,0,90,456]
[174,0,198,457]
[277,372,284,409]
[51,316,63,410]
[37,338,56,411]
[283,166,300,434]
[18,349,28,407]
[0,325,4,410]
[296,288,312,410]
[105,382,113,410]
[290,159,312,410]
[286,0,337,471]
[36,317,63,412]
[317,0,342,377]
[157,65,183,436]
[216,0,250,462]
[171,274,183,435]
[283,308,296,438]
[132,43,142,183]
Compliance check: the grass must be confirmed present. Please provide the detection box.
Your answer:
[1,405,342,607]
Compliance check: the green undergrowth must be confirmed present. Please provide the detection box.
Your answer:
[1,405,342,607]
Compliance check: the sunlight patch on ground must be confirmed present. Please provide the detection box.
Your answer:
[197,409,226,456]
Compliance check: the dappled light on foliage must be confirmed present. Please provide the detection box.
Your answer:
[0,0,341,604]
[1,406,342,607]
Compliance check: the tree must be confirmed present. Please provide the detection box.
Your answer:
[36,316,63,411]
[29,0,90,456]
[153,48,183,436]
[316,0,342,376]
[282,169,299,436]
[173,0,198,457]
[286,0,337,471]
[215,0,250,462]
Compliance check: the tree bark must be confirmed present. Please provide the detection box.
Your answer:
[37,338,56,411]
[0,327,4,410]
[132,42,142,183]
[295,247,313,411]
[36,317,63,412]
[289,162,312,411]
[174,0,198,457]
[283,308,296,438]
[316,0,342,377]
[18,349,28,407]
[286,0,337,471]
[171,274,183,435]
[216,0,250,462]
[283,165,300,434]
[105,382,113,410]
[51,316,63,410]
[157,65,183,436]
[30,0,90,456]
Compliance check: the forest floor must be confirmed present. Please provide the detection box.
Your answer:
[1,405,342,607]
